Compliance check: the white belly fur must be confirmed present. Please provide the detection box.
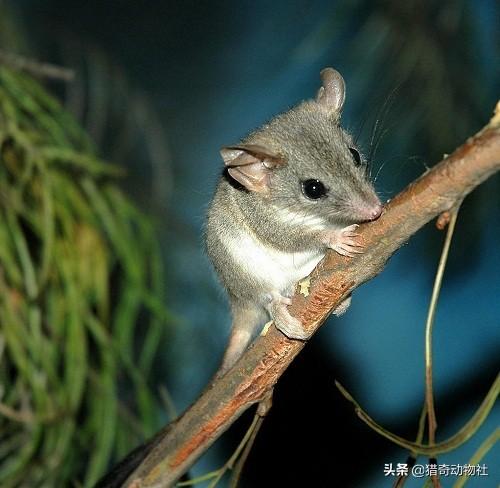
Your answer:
[226,231,324,296]
[272,206,328,232]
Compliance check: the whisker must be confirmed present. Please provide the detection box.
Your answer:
[368,83,401,163]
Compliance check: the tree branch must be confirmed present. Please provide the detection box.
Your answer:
[121,107,500,487]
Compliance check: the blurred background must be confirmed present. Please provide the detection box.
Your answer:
[1,0,499,487]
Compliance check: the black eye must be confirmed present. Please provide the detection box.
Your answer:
[349,147,362,165]
[301,179,327,200]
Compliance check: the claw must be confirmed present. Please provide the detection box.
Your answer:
[343,238,362,247]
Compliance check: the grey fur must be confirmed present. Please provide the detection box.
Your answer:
[205,68,381,374]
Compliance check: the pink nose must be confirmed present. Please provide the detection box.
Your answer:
[368,203,383,221]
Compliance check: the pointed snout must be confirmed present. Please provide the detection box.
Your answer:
[367,203,383,221]
[347,195,383,224]
[356,201,383,222]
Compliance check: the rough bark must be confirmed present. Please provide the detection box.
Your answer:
[123,108,500,487]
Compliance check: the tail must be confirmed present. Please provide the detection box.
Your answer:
[218,301,264,376]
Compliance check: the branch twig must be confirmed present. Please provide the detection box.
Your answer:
[0,49,74,81]
[425,206,459,488]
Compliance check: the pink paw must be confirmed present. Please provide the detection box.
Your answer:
[322,224,364,257]
[266,293,310,340]
[333,296,352,316]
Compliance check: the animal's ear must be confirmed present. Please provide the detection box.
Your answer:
[315,67,345,119]
[220,144,285,193]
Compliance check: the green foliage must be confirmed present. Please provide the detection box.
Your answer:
[0,67,171,487]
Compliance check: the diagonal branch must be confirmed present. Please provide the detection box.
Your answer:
[116,106,500,488]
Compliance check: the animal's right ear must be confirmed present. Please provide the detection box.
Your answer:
[315,67,346,120]
[220,144,285,193]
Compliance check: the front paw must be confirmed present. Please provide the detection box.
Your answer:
[322,224,363,257]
